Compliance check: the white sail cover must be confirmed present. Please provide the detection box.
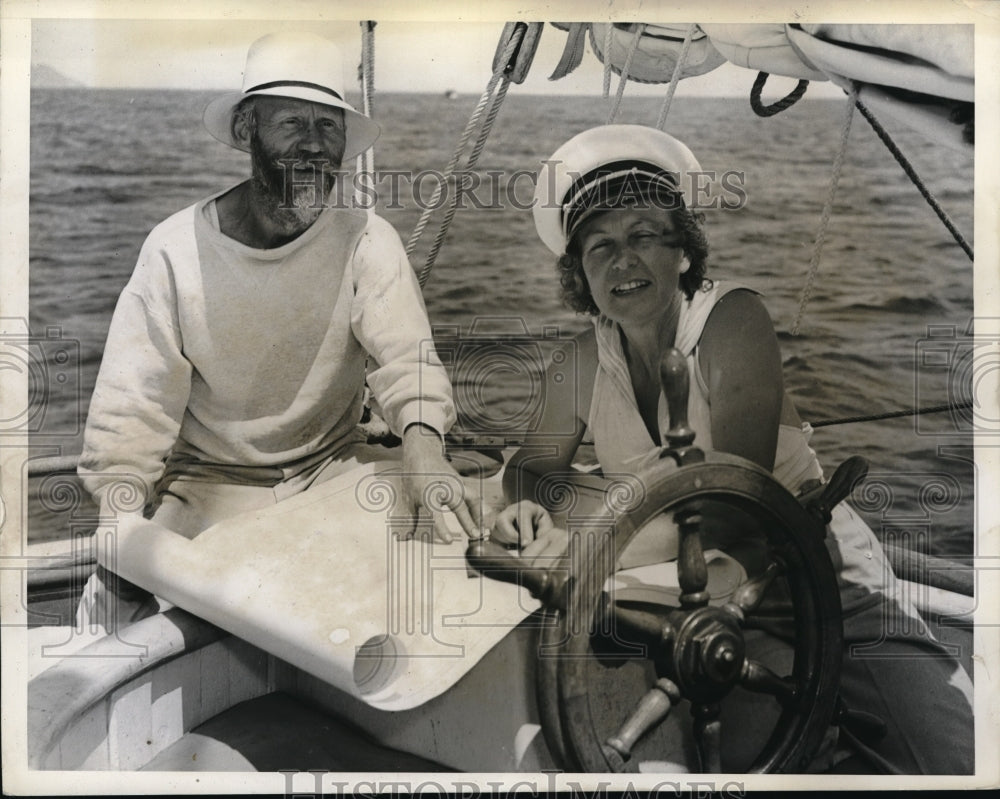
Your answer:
[576,22,974,150]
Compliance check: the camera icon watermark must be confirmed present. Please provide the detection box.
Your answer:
[0,320,81,436]
[914,320,1000,436]
[426,317,579,441]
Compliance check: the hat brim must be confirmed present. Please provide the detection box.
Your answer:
[533,125,704,255]
[203,88,381,161]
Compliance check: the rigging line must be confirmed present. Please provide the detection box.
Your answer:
[603,24,614,98]
[655,23,696,131]
[359,21,377,414]
[358,21,376,186]
[790,83,857,336]
[409,26,525,287]
[361,21,375,121]
[468,76,511,166]
[608,23,645,124]
[421,77,513,280]
[811,399,974,428]
[854,93,974,262]
[406,79,503,267]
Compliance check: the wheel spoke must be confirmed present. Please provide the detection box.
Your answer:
[603,678,681,767]
[731,559,782,614]
[608,600,677,651]
[592,594,677,659]
[676,506,710,608]
[740,658,797,705]
[692,702,722,773]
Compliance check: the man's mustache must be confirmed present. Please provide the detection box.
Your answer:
[276,158,337,169]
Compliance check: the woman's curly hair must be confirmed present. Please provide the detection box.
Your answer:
[556,205,710,316]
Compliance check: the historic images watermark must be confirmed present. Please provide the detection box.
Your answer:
[0,320,82,438]
[272,162,749,213]
[427,319,580,441]
[279,769,747,798]
[914,320,1000,437]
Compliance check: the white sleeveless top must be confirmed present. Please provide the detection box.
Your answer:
[588,281,823,491]
[586,281,905,613]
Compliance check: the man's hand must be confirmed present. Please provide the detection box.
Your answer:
[399,423,483,543]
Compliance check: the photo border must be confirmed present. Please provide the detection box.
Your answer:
[2,0,998,794]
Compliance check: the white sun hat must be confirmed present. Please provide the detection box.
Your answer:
[203,32,381,160]
[533,124,704,255]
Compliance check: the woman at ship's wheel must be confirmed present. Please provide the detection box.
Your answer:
[486,124,973,774]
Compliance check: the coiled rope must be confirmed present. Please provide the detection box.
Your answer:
[750,72,809,117]
[407,24,525,288]
[790,83,857,336]
[655,24,696,130]
[854,92,974,262]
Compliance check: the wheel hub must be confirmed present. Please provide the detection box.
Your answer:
[670,607,746,704]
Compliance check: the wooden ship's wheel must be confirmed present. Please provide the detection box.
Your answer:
[468,349,857,773]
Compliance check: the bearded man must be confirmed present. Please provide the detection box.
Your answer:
[76,32,480,629]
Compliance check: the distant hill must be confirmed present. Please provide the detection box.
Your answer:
[32,64,85,88]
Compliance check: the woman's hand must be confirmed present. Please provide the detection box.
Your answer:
[491,500,554,548]
[491,500,571,567]
[521,525,571,565]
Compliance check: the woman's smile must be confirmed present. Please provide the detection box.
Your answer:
[610,278,652,296]
[578,208,685,322]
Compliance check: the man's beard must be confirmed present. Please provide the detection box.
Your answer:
[249,133,338,231]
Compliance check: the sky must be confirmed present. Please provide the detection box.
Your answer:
[26,16,849,98]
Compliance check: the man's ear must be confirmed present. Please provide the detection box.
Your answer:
[231,110,253,148]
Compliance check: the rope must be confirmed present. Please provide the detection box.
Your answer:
[603,24,614,98]
[607,23,644,124]
[790,84,857,336]
[750,72,809,117]
[854,93,974,262]
[408,25,524,287]
[361,22,375,121]
[811,399,974,429]
[468,77,511,166]
[358,21,378,413]
[655,23,696,130]
[420,78,513,280]
[358,21,376,185]
[405,88,494,262]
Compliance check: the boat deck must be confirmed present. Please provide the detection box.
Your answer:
[142,692,451,772]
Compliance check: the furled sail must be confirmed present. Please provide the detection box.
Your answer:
[553,23,974,150]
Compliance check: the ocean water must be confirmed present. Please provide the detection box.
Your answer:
[27,89,975,556]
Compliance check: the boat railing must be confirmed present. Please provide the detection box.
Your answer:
[27,453,82,477]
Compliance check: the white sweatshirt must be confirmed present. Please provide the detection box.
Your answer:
[78,190,454,505]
